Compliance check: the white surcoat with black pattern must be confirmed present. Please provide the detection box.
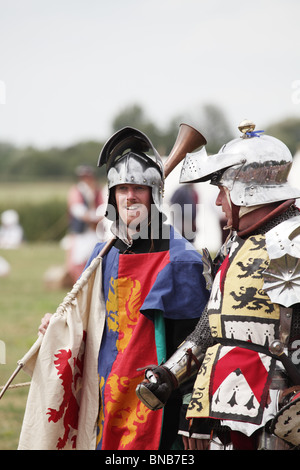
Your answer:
[187,215,300,434]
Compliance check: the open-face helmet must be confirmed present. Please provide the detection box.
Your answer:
[98,127,164,220]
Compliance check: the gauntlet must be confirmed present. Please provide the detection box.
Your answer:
[136,340,204,410]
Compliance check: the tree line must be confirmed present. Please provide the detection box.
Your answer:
[0,103,299,183]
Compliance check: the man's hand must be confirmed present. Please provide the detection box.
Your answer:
[38,313,52,336]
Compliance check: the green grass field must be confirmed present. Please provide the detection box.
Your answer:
[0,241,68,449]
[0,181,70,205]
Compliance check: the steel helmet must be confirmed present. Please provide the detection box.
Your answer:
[180,120,300,207]
[98,127,164,220]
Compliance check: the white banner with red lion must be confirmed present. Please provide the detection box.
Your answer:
[18,256,105,450]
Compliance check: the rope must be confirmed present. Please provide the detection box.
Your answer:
[0,381,31,391]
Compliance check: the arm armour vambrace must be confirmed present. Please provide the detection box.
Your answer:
[163,305,215,386]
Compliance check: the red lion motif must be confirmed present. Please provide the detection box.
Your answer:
[46,331,86,449]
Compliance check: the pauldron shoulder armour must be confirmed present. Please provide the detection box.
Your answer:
[263,215,300,307]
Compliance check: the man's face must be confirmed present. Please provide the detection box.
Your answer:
[115,184,152,228]
[215,186,233,229]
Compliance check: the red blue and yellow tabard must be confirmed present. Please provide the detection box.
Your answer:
[85,226,209,450]
[186,234,280,430]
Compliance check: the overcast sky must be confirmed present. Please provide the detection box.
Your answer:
[0,0,300,148]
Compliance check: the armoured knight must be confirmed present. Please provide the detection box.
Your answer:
[136,120,300,450]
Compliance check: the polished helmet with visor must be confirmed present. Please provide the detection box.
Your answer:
[180,120,300,207]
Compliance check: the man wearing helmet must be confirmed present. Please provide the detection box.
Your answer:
[82,127,209,450]
[136,121,300,450]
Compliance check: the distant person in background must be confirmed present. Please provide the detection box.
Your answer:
[0,209,24,276]
[170,183,198,243]
[65,165,105,284]
[0,209,24,249]
[0,256,10,276]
